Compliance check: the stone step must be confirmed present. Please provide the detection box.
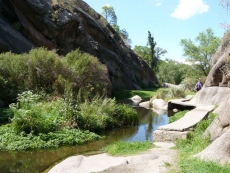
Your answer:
[153,105,215,142]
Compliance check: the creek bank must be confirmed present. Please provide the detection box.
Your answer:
[48,142,177,173]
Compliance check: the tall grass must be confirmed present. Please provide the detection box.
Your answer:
[150,88,185,103]
[0,90,139,150]
[77,96,138,132]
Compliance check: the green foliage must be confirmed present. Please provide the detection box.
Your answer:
[104,141,154,156]
[133,45,152,66]
[181,77,200,91]
[169,110,188,123]
[112,24,132,47]
[111,104,138,126]
[10,91,67,135]
[156,59,192,85]
[77,96,138,132]
[148,31,157,69]
[0,48,110,104]
[151,88,185,101]
[0,108,13,124]
[134,45,167,69]
[175,113,230,172]
[0,124,100,151]
[63,49,110,98]
[113,88,158,99]
[101,5,117,25]
[180,28,221,76]
[0,89,139,150]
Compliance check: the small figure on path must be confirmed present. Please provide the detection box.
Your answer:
[195,78,203,92]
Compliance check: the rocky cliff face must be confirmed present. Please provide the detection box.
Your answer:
[0,0,158,92]
[191,30,230,165]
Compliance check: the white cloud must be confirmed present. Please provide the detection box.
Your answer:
[155,0,162,6]
[104,3,111,7]
[171,0,209,20]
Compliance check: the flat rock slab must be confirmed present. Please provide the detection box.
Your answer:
[169,99,196,107]
[158,105,215,132]
[48,144,177,173]
[153,130,189,142]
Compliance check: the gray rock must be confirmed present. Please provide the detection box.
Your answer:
[0,0,158,93]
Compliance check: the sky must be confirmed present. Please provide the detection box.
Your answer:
[83,0,228,62]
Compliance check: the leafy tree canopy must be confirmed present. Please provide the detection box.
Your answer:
[180,28,221,76]
[101,5,132,47]
[134,32,167,69]
[101,5,117,25]
[156,59,191,84]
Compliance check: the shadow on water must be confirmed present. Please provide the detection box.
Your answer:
[0,98,169,173]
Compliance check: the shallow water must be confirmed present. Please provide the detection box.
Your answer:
[0,98,169,173]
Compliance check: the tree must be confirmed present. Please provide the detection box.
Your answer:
[157,59,190,84]
[101,5,117,25]
[113,24,132,47]
[101,5,132,47]
[148,31,157,69]
[133,46,151,65]
[155,47,167,60]
[180,28,221,76]
[134,45,167,68]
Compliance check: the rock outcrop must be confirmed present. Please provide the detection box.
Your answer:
[0,0,158,92]
[191,30,230,165]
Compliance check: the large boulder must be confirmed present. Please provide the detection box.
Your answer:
[195,128,230,165]
[191,30,230,164]
[0,0,158,93]
[151,99,168,110]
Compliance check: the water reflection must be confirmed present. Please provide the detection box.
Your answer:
[0,98,169,173]
[125,106,168,142]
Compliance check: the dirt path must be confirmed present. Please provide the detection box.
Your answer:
[48,142,178,173]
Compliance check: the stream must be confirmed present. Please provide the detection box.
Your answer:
[0,98,170,173]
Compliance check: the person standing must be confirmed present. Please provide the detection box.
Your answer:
[195,78,203,92]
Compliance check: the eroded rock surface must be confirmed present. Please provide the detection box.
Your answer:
[0,0,158,92]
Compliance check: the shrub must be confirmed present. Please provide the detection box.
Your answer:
[0,108,13,124]
[10,91,69,135]
[76,96,138,132]
[0,124,100,151]
[150,88,185,101]
[63,49,111,98]
[0,48,111,105]
[181,77,199,91]
[110,104,138,127]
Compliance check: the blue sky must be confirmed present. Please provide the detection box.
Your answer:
[83,0,227,62]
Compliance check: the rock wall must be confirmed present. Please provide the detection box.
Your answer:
[0,0,158,93]
[191,30,230,165]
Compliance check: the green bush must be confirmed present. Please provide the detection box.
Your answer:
[0,108,13,124]
[110,104,138,127]
[0,48,111,105]
[10,91,68,135]
[181,77,199,91]
[150,88,185,101]
[76,96,138,132]
[0,124,100,151]
[63,49,111,98]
